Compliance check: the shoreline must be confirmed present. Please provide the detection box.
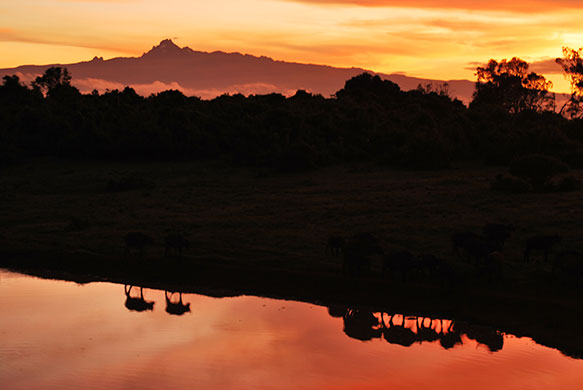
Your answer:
[3,249,583,360]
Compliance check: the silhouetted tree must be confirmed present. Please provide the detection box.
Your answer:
[471,58,555,114]
[556,47,583,118]
[32,66,73,96]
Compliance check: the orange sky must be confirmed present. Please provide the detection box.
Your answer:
[1,0,583,91]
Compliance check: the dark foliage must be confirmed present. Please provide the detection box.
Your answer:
[1,67,582,172]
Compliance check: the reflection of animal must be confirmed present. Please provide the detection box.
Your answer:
[165,291,191,316]
[326,236,345,256]
[524,235,561,262]
[439,320,463,349]
[456,322,504,352]
[124,232,154,255]
[381,314,417,347]
[164,234,190,256]
[342,309,381,341]
[416,317,440,343]
[327,305,348,318]
[124,285,154,312]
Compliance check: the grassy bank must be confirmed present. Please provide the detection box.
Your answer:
[2,158,583,357]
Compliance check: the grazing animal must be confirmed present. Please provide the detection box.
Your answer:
[382,250,416,279]
[483,223,514,249]
[452,231,497,262]
[553,250,583,283]
[165,291,191,316]
[342,233,383,277]
[326,235,345,256]
[164,233,190,256]
[524,235,561,262]
[481,251,504,282]
[124,285,154,312]
[417,254,442,277]
[124,232,154,255]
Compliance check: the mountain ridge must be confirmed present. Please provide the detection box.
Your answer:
[0,39,476,102]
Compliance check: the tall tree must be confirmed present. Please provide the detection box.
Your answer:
[31,66,72,96]
[471,58,555,114]
[556,47,583,118]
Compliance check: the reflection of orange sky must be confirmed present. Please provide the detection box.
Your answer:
[1,270,583,389]
[0,1,582,92]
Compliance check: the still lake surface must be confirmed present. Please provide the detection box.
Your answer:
[1,269,583,390]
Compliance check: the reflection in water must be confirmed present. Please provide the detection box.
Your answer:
[165,291,191,316]
[2,270,583,390]
[333,306,503,352]
[124,285,154,312]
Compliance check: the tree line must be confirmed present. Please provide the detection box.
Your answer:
[1,47,583,171]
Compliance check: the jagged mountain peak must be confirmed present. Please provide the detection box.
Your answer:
[142,39,190,57]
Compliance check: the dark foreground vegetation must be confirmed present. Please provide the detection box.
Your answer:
[1,49,583,175]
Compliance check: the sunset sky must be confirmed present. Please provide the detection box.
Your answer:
[2,0,583,92]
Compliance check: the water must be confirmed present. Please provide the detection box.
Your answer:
[1,269,582,390]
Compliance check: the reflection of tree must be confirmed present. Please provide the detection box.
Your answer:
[124,285,154,312]
[165,291,191,316]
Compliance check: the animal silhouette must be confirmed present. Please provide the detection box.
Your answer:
[483,223,514,249]
[327,305,348,318]
[326,235,345,256]
[124,285,155,312]
[416,317,441,343]
[553,250,583,283]
[342,309,382,341]
[452,231,498,262]
[381,313,417,347]
[164,233,190,256]
[342,233,383,277]
[124,232,154,255]
[456,322,504,352]
[382,250,416,279]
[165,291,191,316]
[524,235,561,262]
[438,320,463,349]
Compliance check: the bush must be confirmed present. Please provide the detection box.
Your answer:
[508,154,569,191]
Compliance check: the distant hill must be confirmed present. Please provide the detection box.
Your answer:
[0,39,476,102]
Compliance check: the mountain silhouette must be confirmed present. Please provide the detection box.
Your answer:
[0,39,476,102]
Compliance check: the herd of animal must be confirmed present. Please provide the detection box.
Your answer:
[122,223,582,283]
[328,306,503,352]
[327,223,583,282]
[124,232,190,256]
[123,285,191,315]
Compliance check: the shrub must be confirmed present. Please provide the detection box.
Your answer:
[508,154,569,191]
